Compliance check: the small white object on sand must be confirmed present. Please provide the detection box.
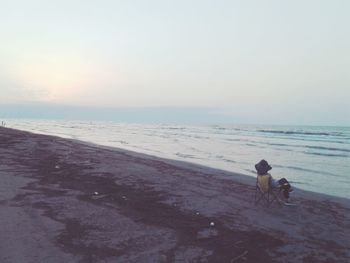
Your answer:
[55,165,60,169]
[210,222,215,227]
[94,192,99,195]
[284,202,297,206]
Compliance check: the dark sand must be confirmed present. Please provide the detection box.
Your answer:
[0,127,349,263]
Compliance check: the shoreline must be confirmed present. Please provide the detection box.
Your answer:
[24,125,350,205]
[1,127,349,262]
[4,119,350,200]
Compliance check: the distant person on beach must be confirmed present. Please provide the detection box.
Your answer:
[255,159,293,203]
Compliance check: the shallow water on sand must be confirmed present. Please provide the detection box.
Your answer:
[4,119,350,199]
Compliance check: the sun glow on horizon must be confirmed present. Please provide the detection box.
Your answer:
[16,55,97,102]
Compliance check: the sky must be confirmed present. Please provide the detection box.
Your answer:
[0,0,349,125]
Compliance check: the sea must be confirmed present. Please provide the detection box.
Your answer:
[3,119,350,199]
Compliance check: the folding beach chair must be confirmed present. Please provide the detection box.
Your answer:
[254,174,282,207]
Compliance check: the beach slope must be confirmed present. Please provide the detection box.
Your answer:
[0,127,349,263]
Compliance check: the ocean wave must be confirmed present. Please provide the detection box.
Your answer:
[304,151,348,158]
[259,132,349,144]
[265,143,350,153]
[222,158,237,163]
[226,138,243,142]
[272,137,347,144]
[258,130,333,136]
[175,152,197,159]
[213,126,226,130]
[265,142,290,147]
[275,165,342,178]
[164,127,186,130]
[246,143,258,147]
[304,145,350,153]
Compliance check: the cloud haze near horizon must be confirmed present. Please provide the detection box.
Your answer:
[0,0,349,125]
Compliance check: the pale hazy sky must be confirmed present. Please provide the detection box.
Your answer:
[1,0,349,125]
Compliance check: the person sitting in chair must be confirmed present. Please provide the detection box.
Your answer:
[255,159,293,204]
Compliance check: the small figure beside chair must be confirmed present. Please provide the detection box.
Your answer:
[254,159,293,206]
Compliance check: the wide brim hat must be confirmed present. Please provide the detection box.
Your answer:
[255,159,272,175]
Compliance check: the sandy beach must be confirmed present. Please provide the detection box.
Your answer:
[0,127,349,263]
